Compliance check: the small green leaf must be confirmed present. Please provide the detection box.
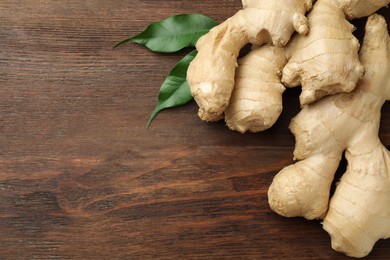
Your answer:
[114,14,217,53]
[147,50,197,127]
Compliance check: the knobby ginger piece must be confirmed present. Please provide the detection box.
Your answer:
[282,0,365,105]
[335,0,390,19]
[268,14,390,258]
[187,0,313,122]
[224,45,287,133]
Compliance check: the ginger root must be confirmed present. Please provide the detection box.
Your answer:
[224,45,287,133]
[223,0,371,132]
[183,0,390,257]
[282,0,365,105]
[187,0,389,133]
[187,0,313,122]
[335,0,390,19]
[268,14,390,258]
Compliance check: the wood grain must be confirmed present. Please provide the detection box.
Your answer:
[0,1,389,259]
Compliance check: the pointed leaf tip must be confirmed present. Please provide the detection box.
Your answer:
[147,50,197,128]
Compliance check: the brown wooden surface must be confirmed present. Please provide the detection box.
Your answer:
[1,1,389,259]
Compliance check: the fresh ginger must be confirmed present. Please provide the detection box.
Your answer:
[224,0,371,133]
[187,0,314,122]
[268,14,390,258]
[184,0,390,257]
[187,0,388,133]
[224,45,287,133]
[282,0,365,105]
[335,0,390,19]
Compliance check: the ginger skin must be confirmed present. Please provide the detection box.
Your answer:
[187,0,389,133]
[225,0,369,133]
[185,0,390,257]
[268,14,390,258]
[335,0,390,19]
[224,45,287,133]
[187,0,313,122]
[282,0,365,105]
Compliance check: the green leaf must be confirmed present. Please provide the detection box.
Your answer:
[147,50,197,127]
[114,14,217,53]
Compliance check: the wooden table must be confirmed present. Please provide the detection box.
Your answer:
[1,1,389,259]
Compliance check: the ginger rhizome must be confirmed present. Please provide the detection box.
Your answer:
[335,0,390,19]
[187,0,389,134]
[268,14,390,258]
[224,45,287,133]
[184,0,390,257]
[225,0,368,133]
[187,0,314,122]
[282,0,364,105]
